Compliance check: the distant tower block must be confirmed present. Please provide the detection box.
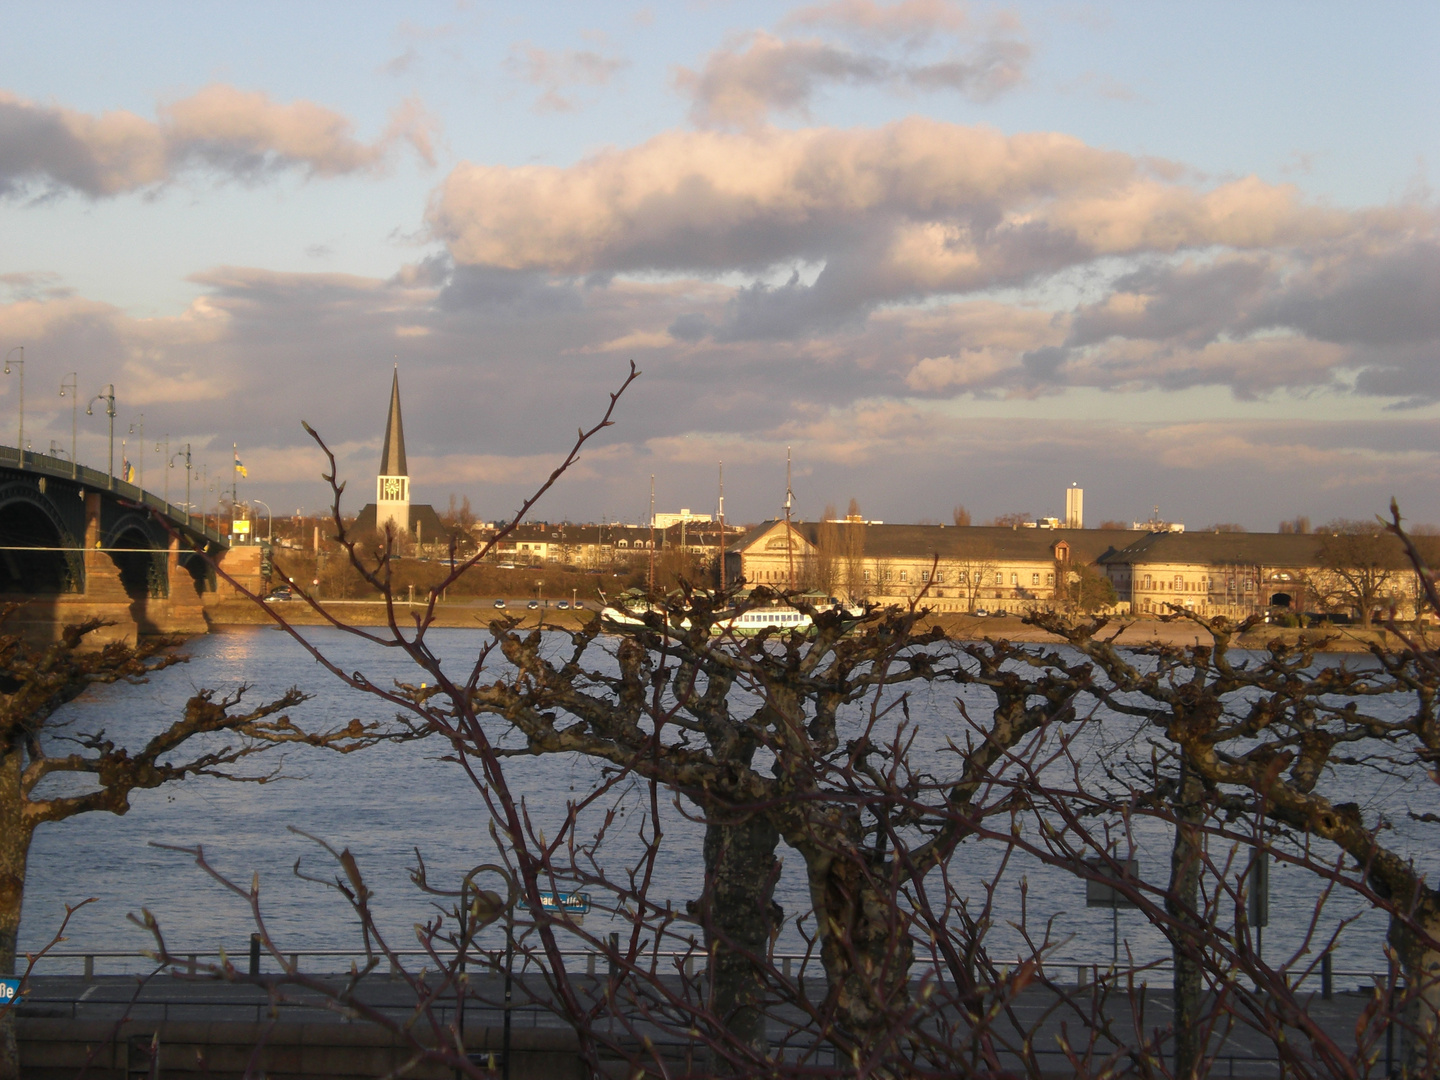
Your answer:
[376,367,410,536]
[1065,485,1083,530]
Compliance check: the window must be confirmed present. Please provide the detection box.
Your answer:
[1046,572,1055,586]
[994,572,1004,586]
[863,569,871,583]
[919,570,929,583]
[1031,572,1040,586]
[935,571,945,583]
[899,570,908,583]
[1010,573,1018,586]
[957,570,968,583]
[1143,574,1152,590]
[1174,575,1183,591]
[884,569,893,582]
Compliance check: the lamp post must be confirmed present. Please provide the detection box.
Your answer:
[59,373,78,478]
[86,385,116,488]
[156,435,169,504]
[170,444,192,527]
[3,347,23,469]
[253,500,272,544]
[128,414,144,491]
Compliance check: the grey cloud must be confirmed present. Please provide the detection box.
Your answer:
[667,312,715,342]
[1020,346,1069,383]
[0,85,436,198]
[676,22,1029,129]
[436,264,584,317]
[1247,241,1440,347]
[1068,258,1272,347]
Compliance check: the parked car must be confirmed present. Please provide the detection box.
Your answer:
[973,608,989,617]
[557,600,570,610]
[493,599,506,609]
[990,609,1008,617]
[264,588,293,602]
[527,600,539,610]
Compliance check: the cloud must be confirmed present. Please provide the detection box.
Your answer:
[675,18,1028,128]
[506,43,629,112]
[0,85,438,198]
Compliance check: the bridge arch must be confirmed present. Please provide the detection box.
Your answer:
[106,512,168,600]
[0,483,80,594]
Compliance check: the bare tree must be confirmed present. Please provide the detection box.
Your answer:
[953,542,999,613]
[988,512,1031,527]
[1307,518,1408,628]
[952,505,971,527]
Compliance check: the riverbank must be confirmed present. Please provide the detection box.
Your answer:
[203,600,1415,653]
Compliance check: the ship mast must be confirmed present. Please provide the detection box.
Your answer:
[647,474,656,593]
[717,461,726,593]
[784,446,794,591]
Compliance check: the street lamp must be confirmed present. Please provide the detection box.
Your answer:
[85,385,116,488]
[169,444,193,527]
[59,373,78,478]
[128,414,144,491]
[253,500,273,544]
[4,347,23,469]
[156,435,169,503]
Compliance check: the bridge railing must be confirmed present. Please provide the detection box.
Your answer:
[0,445,228,547]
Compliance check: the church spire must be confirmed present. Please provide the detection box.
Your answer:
[380,365,407,477]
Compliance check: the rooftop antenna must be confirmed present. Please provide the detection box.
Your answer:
[784,446,795,591]
[718,461,725,593]
[648,474,656,594]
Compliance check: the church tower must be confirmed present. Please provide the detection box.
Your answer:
[376,367,410,536]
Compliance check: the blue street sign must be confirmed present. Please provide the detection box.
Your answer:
[535,891,591,916]
[0,978,20,1004]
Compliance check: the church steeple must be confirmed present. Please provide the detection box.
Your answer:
[376,366,411,536]
[379,366,407,477]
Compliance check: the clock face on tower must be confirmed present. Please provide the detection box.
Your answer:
[380,477,406,500]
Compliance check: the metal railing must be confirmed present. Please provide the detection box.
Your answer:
[0,445,227,547]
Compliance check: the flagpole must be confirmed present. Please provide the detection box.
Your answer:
[232,443,239,541]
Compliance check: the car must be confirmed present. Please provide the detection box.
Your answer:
[990,609,1008,617]
[973,608,989,617]
[493,599,507,609]
[527,600,539,610]
[557,600,570,610]
[264,588,293,602]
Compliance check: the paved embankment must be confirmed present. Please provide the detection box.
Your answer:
[10,971,1393,1078]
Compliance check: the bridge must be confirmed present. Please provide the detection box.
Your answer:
[0,444,239,643]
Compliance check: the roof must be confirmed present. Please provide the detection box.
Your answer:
[379,367,407,477]
[352,502,452,542]
[1102,529,1414,569]
[729,521,1137,563]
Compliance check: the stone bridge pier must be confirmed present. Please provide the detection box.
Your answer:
[0,456,235,646]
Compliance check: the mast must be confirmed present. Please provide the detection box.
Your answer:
[648,474,656,593]
[784,446,794,591]
[718,461,725,593]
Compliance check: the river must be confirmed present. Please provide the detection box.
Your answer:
[20,625,1434,980]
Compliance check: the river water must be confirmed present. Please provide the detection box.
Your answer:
[20,626,1435,980]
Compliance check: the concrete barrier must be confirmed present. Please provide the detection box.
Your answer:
[18,1018,584,1079]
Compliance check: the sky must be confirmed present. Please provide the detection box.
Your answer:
[0,1,1437,530]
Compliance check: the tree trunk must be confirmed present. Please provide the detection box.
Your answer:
[1167,764,1205,1080]
[0,744,29,1080]
[802,822,914,1044]
[701,810,780,1061]
[1390,905,1440,1075]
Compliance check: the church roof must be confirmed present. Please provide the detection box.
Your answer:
[379,367,407,477]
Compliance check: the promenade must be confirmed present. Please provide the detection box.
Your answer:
[10,968,1395,1078]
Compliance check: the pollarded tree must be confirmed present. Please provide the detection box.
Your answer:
[1031,505,1440,1073]
[0,609,413,1080]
